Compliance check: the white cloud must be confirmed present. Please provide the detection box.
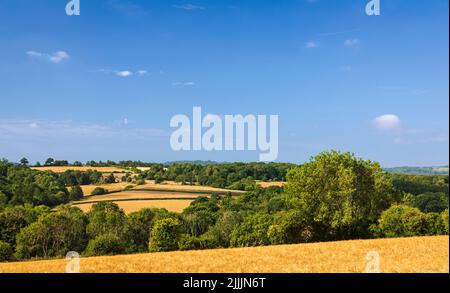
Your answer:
[26,50,70,64]
[173,4,205,10]
[115,70,133,77]
[172,81,196,86]
[344,39,360,47]
[123,118,129,125]
[137,70,148,76]
[373,114,401,130]
[99,69,148,78]
[0,120,168,139]
[305,41,317,49]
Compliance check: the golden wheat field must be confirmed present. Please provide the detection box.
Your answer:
[79,182,133,195]
[73,199,194,214]
[134,181,243,195]
[0,236,447,273]
[76,190,208,202]
[257,181,286,188]
[32,166,128,173]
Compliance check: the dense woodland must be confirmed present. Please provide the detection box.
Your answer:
[0,152,448,262]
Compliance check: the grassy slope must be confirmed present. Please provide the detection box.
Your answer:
[0,236,448,273]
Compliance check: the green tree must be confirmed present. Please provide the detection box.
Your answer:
[442,208,449,234]
[69,185,84,201]
[371,204,428,238]
[15,206,88,259]
[86,202,126,239]
[412,192,448,213]
[285,151,393,240]
[268,210,313,244]
[84,234,125,256]
[0,205,41,246]
[91,187,108,196]
[149,218,182,252]
[0,241,13,262]
[44,158,55,166]
[19,158,29,167]
[230,213,273,247]
[123,209,156,253]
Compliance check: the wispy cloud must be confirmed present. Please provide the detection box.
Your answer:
[172,81,196,86]
[305,41,317,49]
[344,38,361,47]
[0,120,168,139]
[98,69,148,78]
[26,51,70,64]
[173,4,205,11]
[115,70,133,77]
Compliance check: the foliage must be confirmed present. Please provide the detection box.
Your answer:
[15,206,87,259]
[84,234,125,256]
[90,187,108,196]
[86,202,126,239]
[0,241,13,262]
[412,192,448,213]
[69,185,84,201]
[285,151,394,240]
[149,218,182,252]
[371,204,428,238]
[123,208,156,253]
[230,213,273,247]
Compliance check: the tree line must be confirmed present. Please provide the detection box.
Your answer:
[0,152,448,262]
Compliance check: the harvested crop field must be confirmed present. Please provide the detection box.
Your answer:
[0,236,447,273]
[79,182,133,195]
[77,190,206,202]
[257,181,286,188]
[73,199,193,214]
[134,181,243,195]
[32,166,128,173]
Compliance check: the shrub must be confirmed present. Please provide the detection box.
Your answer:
[134,179,146,186]
[84,234,125,256]
[0,241,13,262]
[268,210,313,244]
[91,187,108,196]
[86,202,126,239]
[149,218,181,252]
[230,213,273,247]
[372,204,428,238]
[69,185,84,201]
[123,209,156,253]
[442,209,449,234]
[15,207,88,259]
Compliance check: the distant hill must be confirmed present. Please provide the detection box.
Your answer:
[385,166,449,175]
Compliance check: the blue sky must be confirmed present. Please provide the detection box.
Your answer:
[0,0,448,166]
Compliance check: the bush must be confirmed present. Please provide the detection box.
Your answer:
[442,209,449,234]
[91,187,108,196]
[134,179,146,185]
[230,213,273,247]
[84,234,125,256]
[268,210,313,244]
[0,241,13,262]
[86,202,126,239]
[123,209,156,253]
[15,207,88,259]
[69,185,84,201]
[372,204,428,238]
[149,218,181,252]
